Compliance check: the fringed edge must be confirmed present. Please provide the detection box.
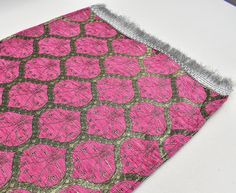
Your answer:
[91,4,233,96]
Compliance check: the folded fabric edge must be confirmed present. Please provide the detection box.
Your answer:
[91,4,233,96]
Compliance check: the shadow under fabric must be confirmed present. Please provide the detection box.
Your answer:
[0,4,232,193]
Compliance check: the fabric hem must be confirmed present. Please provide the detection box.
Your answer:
[91,4,232,96]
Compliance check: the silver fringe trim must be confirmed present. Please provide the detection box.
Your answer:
[91,4,233,96]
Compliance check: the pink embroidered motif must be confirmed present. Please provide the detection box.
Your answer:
[0,112,33,146]
[39,38,71,56]
[18,144,66,187]
[54,80,92,107]
[0,151,15,189]
[8,82,48,110]
[72,141,116,183]
[113,38,147,56]
[97,77,134,104]
[130,102,166,136]
[85,22,117,38]
[138,77,172,102]
[177,75,207,103]
[0,59,20,83]
[104,56,140,77]
[170,102,205,132]
[76,37,108,56]
[39,109,81,142]
[25,58,60,81]
[87,105,126,139]
[121,138,163,176]
[65,56,100,78]
[144,54,180,75]
[0,38,33,58]
[49,19,81,37]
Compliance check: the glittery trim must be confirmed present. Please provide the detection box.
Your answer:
[91,4,233,96]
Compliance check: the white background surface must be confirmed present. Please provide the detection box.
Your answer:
[1,0,236,193]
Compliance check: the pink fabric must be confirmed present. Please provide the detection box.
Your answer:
[17,24,44,37]
[39,109,81,142]
[87,105,126,139]
[104,56,140,77]
[25,58,61,81]
[144,54,180,74]
[121,138,163,176]
[8,82,48,110]
[113,39,147,56]
[138,77,172,102]
[97,78,135,104]
[0,59,20,83]
[130,102,166,136]
[85,22,117,37]
[164,134,191,157]
[39,38,71,56]
[0,88,3,105]
[0,38,33,58]
[206,98,227,115]
[64,8,91,22]
[49,20,81,37]
[170,102,205,132]
[18,144,67,187]
[177,75,207,103]
[72,141,116,183]
[65,56,100,78]
[0,6,228,193]
[54,80,92,107]
[76,37,108,56]
[0,112,33,146]
[0,151,15,188]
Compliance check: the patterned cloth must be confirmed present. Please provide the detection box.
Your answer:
[0,6,228,193]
